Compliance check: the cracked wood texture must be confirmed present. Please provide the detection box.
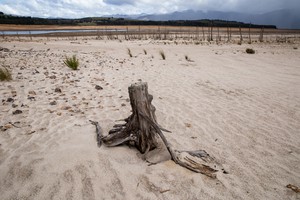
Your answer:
[95,82,159,153]
[127,82,159,153]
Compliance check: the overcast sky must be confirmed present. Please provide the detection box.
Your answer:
[0,0,299,18]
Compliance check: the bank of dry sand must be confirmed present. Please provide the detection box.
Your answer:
[0,38,300,200]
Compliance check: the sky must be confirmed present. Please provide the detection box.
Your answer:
[0,0,299,18]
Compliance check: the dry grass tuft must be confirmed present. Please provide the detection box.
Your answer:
[0,66,12,81]
[64,55,79,70]
[159,50,166,60]
[127,48,133,57]
[185,55,190,61]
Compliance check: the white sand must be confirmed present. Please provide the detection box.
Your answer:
[0,38,300,200]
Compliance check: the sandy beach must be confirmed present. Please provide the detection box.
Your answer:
[0,36,300,199]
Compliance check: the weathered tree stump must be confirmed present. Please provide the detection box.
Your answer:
[90,82,223,178]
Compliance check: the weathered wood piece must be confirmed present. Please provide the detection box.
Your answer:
[90,82,222,178]
[138,111,219,178]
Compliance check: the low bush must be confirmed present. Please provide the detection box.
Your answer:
[246,48,255,54]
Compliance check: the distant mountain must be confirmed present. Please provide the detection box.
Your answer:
[2,9,298,29]
[1,12,273,29]
[115,9,300,29]
[251,10,300,29]
[102,13,147,19]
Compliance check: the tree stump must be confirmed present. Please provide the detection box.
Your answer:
[90,82,224,178]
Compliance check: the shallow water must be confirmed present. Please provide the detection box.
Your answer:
[0,29,125,35]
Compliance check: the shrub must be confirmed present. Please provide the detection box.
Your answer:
[64,55,79,70]
[127,48,132,57]
[159,50,166,60]
[246,48,255,54]
[0,66,12,81]
[143,49,147,55]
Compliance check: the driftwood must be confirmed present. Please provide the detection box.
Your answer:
[90,82,223,178]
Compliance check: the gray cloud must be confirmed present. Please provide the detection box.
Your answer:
[0,0,299,18]
[103,0,135,6]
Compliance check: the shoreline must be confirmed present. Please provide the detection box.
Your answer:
[1,25,299,42]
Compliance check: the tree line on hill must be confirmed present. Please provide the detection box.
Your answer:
[0,12,276,29]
